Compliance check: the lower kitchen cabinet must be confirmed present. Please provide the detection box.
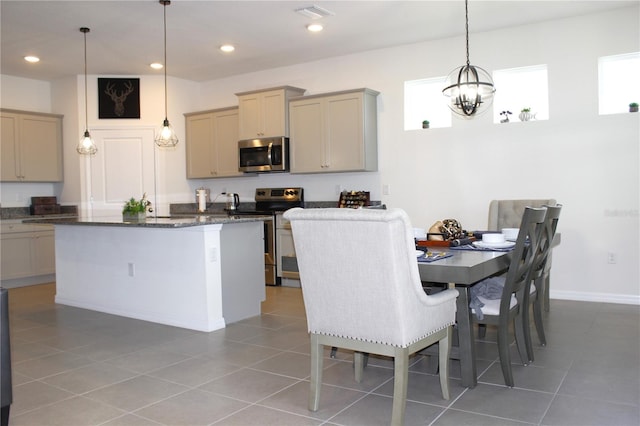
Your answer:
[1,109,63,182]
[289,88,379,174]
[185,107,244,178]
[1,222,55,281]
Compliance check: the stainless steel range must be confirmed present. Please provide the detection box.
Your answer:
[234,188,304,286]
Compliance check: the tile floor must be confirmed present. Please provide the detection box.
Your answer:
[5,283,639,426]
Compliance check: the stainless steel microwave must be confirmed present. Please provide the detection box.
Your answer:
[238,137,289,173]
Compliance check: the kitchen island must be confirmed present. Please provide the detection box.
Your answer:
[26,215,267,332]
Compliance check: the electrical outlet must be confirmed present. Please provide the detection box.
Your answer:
[607,252,617,264]
[382,184,391,195]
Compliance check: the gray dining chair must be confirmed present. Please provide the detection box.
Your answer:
[284,207,459,426]
[523,204,562,362]
[488,198,557,311]
[472,206,547,387]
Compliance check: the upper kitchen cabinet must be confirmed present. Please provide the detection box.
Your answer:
[290,88,379,174]
[236,86,305,140]
[185,107,244,178]
[1,109,63,182]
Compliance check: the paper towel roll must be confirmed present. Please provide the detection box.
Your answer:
[197,190,207,212]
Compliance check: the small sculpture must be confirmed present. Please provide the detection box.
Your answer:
[499,111,512,123]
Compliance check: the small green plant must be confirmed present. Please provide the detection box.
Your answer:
[422,120,430,128]
[521,107,531,112]
[123,193,151,214]
[630,102,639,108]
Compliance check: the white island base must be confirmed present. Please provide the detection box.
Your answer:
[53,221,265,332]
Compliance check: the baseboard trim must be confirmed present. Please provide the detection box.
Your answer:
[551,290,640,305]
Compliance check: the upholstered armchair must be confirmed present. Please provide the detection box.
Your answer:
[284,207,458,426]
[488,199,557,311]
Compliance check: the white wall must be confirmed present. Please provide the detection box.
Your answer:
[1,6,638,303]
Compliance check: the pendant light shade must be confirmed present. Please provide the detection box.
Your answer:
[77,27,97,155]
[442,0,495,117]
[155,0,178,147]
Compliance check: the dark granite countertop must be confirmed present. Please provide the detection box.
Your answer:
[169,201,376,215]
[24,214,269,229]
[1,205,78,220]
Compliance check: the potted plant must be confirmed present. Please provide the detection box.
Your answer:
[499,111,512,123]
[630,102,638,113]
[122,193,151,222]
[422,120,430,129]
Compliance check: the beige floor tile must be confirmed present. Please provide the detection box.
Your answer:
[134,388,248,426]
[10,395,125,426]
[148,356,241,387]
[199,368,300,403]
[215,404,323,425]
[41,361,138,394]
[84,375,189,412]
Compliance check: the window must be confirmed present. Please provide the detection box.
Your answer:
[599,52,640,115]
[404,77,451,130]
[492,65,549,123]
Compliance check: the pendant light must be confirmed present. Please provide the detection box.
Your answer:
[442,0,495,117]
[77,27,98,155]
[155,0,178,147]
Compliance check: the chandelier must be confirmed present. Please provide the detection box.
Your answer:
[442,0,495,117]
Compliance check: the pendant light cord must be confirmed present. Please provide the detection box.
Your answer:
[83,28,89,130]
[465,0,470,67]
[163,1,168,120]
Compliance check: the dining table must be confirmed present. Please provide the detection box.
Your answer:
[417,234,560,388]
[418,248,512,388]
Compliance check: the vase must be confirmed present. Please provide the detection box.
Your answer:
[123,212,146,222]
[519,111,535,121]
[630,106,638,113]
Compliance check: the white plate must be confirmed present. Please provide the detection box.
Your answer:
[415,250,425,257]
[473,241,516,249]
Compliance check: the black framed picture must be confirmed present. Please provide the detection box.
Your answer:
[98,78,140,119]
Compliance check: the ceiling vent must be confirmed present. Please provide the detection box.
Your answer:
[295,5,335,19]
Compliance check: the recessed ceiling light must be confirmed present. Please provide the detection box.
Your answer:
[220,44,235,53]
[24,56,40,63]
[150,62,163,70]
[306,23,323,32]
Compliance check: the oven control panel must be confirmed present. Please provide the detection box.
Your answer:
[255,187,303,203]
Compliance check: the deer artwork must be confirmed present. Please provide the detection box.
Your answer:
[104,80,135,117]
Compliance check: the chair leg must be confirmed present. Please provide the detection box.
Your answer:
[478,323,487,338]
[391,348,410,426]
[543,272,551,312]
[515,309,530,365]
[497,319,515,387]
[354,352,365,383]
[439,327,452,400]
[533,279,547,347]
[309,334,324,411]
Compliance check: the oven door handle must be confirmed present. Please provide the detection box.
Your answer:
[267,142,273,167]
